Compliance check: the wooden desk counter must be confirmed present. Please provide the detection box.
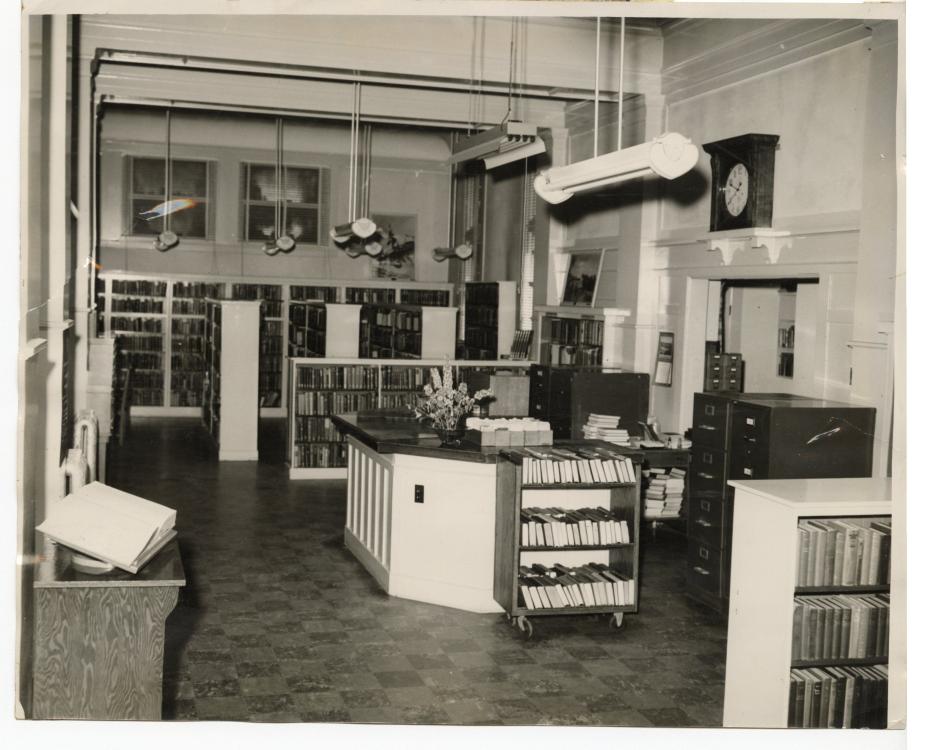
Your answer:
[33,539,185,720]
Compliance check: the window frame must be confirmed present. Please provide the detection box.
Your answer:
[240,161,326,247]
[125,155,214,241]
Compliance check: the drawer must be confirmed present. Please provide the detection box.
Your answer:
[729,443,769,480]
[688,496,727,548]
[687,541,723,598]
[692,394,731,448]
[690,447,727,494]
[730,404,770,445]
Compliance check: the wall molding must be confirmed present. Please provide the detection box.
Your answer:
[662,19,873,104]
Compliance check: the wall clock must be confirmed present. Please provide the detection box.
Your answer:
[702,134,779,232]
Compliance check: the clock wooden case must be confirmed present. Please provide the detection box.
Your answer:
[703,134,779,232]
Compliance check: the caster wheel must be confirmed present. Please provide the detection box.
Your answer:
[609,612,624,629]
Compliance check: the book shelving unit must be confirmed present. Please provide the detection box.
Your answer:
[463,281,517,360]
[203,299,261,460]
[288,358,533,478]
[95,271,453,416]
[492,443,642,638]
[537,309,604,366]
[359,304,458,359]
[723,477,892,729]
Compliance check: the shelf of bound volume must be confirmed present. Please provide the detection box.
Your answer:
[493,444,641,637]
[288,358,533,479]
[94,270,452,415]
[722,477,893,730]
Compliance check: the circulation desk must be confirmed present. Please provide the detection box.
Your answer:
[333,411,640,615]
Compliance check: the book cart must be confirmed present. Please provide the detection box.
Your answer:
[493,442,642,638]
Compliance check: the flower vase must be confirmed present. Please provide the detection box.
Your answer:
[433,422,466,446]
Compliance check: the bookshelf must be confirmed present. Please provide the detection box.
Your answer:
[359,304,457,359]
[288,358,533,478]
[722,477,891,729]
[463,281,517,360]
[96,271,453,415]
[493,444,642,638]
[203,300,261,461]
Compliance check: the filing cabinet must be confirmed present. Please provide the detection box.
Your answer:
[686,392,875,612]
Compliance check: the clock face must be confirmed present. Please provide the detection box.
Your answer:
[724,163,749,217]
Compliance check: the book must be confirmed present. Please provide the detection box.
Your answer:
[37,481,177,574]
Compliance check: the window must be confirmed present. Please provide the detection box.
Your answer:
[241,163,327,245]
[127,157,212,239]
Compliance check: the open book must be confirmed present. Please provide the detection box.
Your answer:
[37,481,177,574]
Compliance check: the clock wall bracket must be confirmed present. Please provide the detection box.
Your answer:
[705,228,793,266]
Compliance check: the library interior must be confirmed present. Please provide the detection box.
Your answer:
[15,7,906,735]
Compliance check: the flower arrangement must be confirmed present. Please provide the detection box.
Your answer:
[411,363,493,433]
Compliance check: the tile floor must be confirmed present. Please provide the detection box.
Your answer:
[107,418,728,726]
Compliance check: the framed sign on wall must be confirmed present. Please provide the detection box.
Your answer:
[654,331,675,387]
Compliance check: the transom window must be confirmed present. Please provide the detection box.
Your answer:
[241,163,326,245]
[127,157,212,239]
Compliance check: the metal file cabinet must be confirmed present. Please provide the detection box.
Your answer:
[686,392,876,613]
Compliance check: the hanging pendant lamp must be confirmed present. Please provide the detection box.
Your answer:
[264,117,297,256]
[533,17,698,204]
[154,109,180,252]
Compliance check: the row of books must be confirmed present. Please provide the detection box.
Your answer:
[548,317,603,347]
[295,365,378,390]
[514,446,636,485]
[519,563,635,610]
[172,281,223,299]
[289,301,326,330]
[111,298,165,314]
[644,467,686,519]
[370,309,423,331]
[293,442,348,468]
[293,390,378,415]
[792,593,890,661]
[582,413,630,446]
[119,337,164,352]
[788,664,887,729]
[345,287,396,304]
[111,317,163,333]
[400,289,450,306]
[795,517,891,587]
[293,415,342,443]
[171,318,205,335]
[290,284,339,302]
[122,352,163,370]
[520,507,631,548]
[544,342,602,367]
[172,298,211,316]
[230,283,282,301]
[171,353,206,371]
[112,280,168,297]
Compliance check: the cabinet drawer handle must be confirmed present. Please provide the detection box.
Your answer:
[697,424,717,431]
[693,566,710,576]
[699,547,710,560]
[743,467,753,477]
[745,417,756,426]
[700,500,712,512]
[695,519,712,527]
[697,472,715,480]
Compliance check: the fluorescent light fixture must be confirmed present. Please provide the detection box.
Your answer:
[533,132,699,205]
[449,122,547,169]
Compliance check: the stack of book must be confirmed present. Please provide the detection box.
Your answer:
[788,664,887,728]
[506,445,637,485]
[520,507,631,548]
[792,593,890,661]
[644,467,687,519]
[581,413,631,445]
[518,563,635,610]
[795,517,891,587]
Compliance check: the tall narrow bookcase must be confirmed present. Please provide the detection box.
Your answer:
[107,278,167,407]
[723,477,892,729]
[203,300,261,461]
[359,304,458,359]
[493,445,642,637]
[463,281,517,360]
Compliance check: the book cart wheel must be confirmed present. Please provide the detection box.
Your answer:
[515,615,534,639]
[609,612,624,630]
